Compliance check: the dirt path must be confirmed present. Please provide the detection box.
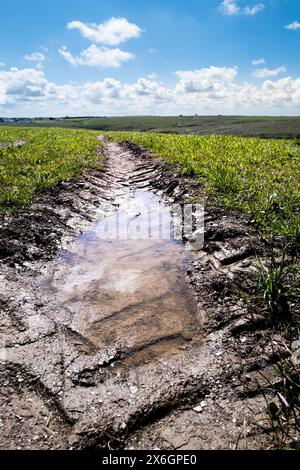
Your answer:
[0,139,282,450]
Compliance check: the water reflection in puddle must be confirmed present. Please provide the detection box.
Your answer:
[46,191,199,363]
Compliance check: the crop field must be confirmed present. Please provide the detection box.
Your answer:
[0,127,100,212]
[108,131,300,249]
[1,126,299,248]
[2,115,300,139]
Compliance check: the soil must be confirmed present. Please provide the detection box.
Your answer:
[0,141,26,149]
[0,137,294,450]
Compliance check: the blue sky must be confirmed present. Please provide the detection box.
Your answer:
[0,0,300,116]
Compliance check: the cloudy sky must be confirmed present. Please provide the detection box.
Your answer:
[0,0,300,117]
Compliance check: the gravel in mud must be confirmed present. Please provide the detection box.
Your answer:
[0,138,291,450]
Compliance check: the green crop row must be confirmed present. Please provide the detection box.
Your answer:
[107,132,300,249]
[0,127,101,212]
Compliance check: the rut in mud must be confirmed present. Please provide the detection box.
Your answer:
[38,143,200,367]
[0,139,285,450]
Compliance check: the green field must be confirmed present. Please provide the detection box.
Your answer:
[2,115,300,139]
[1,126,300,251]
[107,131,300,249]
[0,127,100,212]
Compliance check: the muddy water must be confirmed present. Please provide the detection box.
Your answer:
[43,187,198,364]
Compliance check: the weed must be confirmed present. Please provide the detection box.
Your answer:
[254,244,290,318]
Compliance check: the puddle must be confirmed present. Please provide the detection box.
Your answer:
[43,191,199,363]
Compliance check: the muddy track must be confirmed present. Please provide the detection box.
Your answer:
[0,138,286,450]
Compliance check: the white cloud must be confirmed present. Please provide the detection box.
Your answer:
[220,0,240,15]
[175,66,237,93]
[260,77,300,106]
[125,78,170,101]
[0,67,81,108]
[24,52,45,62]
[0,67,48,103]
[47,82,79,102]
[67,17,142,45]
[82,78,123,101]
[253,66,287,78]
[0,81,6,105]
[243,3,265,15]
[0,62,5,67]
[220,1,264,16]
[58,45,134,68]
[252,58,265,66]
[285,21,300,30]
[60,17,141,69]
[82,77,170,105]
[1,64,300,116]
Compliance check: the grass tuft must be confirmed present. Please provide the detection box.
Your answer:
[254,251,290,318]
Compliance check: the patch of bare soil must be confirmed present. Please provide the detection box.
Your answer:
[0,141,26,149]
[0,138,294,450]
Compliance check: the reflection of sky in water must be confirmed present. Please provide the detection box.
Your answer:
[48,188,198,355]
[95,191,175,241]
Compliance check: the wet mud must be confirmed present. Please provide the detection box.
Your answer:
[40,190,198,366]
[0,138,289,450]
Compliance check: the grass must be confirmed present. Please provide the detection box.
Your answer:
[0,127,100,212]
[254,249,290,318]
[261,357,300,449]
[2,115,300,139]
[107,131,300,249]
